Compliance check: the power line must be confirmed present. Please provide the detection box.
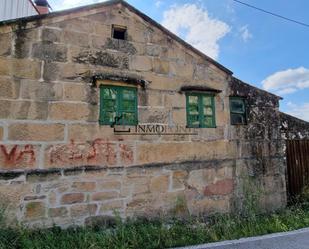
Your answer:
[232,0,309,28]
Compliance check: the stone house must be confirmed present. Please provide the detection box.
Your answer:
[0,0,307,228]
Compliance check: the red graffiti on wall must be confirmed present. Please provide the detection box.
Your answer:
[48,139,134,167]
[119,144,134,165]
[0,144,36,167]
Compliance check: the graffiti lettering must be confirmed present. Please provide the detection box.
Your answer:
[0,144,36,168]
[48,139,134,167]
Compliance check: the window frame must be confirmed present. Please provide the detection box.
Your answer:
[112,25,127,40]
[99,84,138,126]
[229,96,247,125]
[186,92,216,128]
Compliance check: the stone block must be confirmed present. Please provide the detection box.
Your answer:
[0,33,11,56]
[127,193,153,210]
[0,144,40,170]
[63,83,87,101]
[48,191,57,206]
[147,91,163,107]
[0,100,48,120]
[137,141,235,165]
[70,204,98,217]
[130,56,152,72]
[13,28,39,58]
[97,180,121,190]
[150,175,169,193]
[11,58,41,80]
[130,22,152,44]
[92,35,107,49]
[0,77,20,99]
[193,64,207,81]
[215,111,229,127]
[43,61,59,81]
[0,57,10,76]
[61,193,85,205]
[49,207,68,218]
[216,166,234,179]
[91,191,119,201]
[141,71,181,91]
[138,108,169,124]
[172,170,188,190]
[204,179,234,196]
[100,200,124,213]
[172,108,186,125]
[146,44,162,57]
[193,127,225,142]
[71,182,96,192]
[20,80,63,101]
[51,62,90,82]
[8,123,65,141]
[153,58,170,75]
[63,30,89,47]
[68,124,114,141]
[164,93,186,108]
[32,42,67,62]
[58,18,95,34]
[124,175,150,195]
[49,102,97,121]
[94,23,110,36]
[187,168,216,194]
[170,60,193,79]
[103,38,138,55]
[24,202,46,220]
[41,28,62,43]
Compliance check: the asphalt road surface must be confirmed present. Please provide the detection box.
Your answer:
[176,228,309,249]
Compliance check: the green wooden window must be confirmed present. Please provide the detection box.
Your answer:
[186,93,216,128]
[230,97,247,125]
[99,85,138,126]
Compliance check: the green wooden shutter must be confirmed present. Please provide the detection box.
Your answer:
[187,94,200,127]
[100,86,118,125]
[186,93,216,128]
[118,87,138,125]
[99,85,138,125]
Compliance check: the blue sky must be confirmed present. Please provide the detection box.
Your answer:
[49,0,309,121]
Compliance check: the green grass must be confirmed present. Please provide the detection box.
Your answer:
[1,204,309,249]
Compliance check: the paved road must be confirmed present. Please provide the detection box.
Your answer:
[175,228,309,249]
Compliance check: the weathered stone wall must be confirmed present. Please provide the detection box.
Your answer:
[0,2,286,227]
[1,161,235,228]
[229,78,286,212]
[280,112,309,140]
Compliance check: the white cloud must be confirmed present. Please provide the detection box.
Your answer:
[155,1,162,8]
[161,4,230,59]
[286,102,309,121]
[239,25,252,42]
[262,67,309,95]
[53,0,107,11]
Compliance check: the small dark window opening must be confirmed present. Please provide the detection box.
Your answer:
[230,97,247,125]
[112,25,127,40]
